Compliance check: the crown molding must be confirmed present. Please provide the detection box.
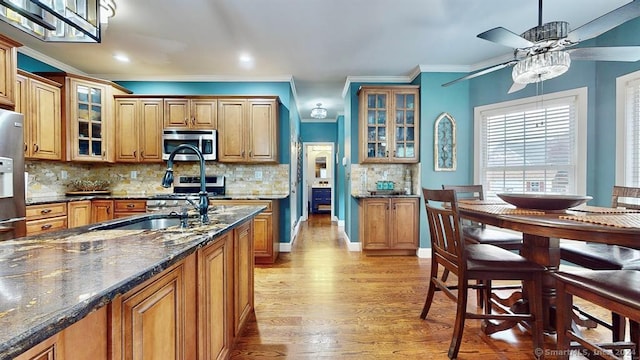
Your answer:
[341,74,415,99]
[18,46,86,75]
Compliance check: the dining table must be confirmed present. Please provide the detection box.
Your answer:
[456,199,640,333]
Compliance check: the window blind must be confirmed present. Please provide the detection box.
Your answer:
[625,79,640,187]
[479,96,577,197]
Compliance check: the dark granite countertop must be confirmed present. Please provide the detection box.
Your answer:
[0,205,265,359]
[26,193,289,205]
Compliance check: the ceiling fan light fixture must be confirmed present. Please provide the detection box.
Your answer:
[512,51,571,84]
[310,103,328,119]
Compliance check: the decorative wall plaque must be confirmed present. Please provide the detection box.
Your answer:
[434,112,457,171]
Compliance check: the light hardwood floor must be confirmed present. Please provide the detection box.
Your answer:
[231,214,622,359]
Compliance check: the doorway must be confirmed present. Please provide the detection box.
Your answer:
[302,142,335,221]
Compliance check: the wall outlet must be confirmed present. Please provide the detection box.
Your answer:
[130,171,137,179]
[60,170,68,180]
[255,170,263,180]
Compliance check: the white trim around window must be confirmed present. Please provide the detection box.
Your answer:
[615,69,640,187]
[473,87,588,195]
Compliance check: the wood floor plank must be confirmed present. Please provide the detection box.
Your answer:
[230,214,622,359]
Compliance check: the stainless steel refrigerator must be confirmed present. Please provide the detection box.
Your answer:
[0,109,25,240]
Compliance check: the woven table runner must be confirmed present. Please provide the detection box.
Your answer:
[458,203,545,215]
[458,199,507,206]
[570,205,640,214]
[559,214,640,228]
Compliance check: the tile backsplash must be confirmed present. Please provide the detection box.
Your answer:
[350,163,420,196]
[26,160,290,198]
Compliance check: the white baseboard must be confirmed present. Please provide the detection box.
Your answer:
[416,247,432,258]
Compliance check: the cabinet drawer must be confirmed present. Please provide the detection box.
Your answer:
[26,216,67,235]
[26,203,68,220]
[114,200,146,213]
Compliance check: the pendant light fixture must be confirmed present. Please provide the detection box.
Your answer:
[0,0,115,43]
[310,103,328,119]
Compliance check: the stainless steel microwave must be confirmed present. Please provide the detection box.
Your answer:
[162,128,217,161]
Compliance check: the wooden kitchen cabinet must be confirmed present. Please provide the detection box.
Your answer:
[197,232,232,360]
[36,72,131,162]
[359,197,419,255]
[14,306,108,360]
[26,202,67,236]
[111,255,197,360]
[113,199,147,218]
[16,71,62,160]
[233,220,254,337]
[164,98,216,129]
[0,34,20,110]
[91,200,114,223]
[359,85,419,163]
[114,98,164,163]
[211,199,279,264]
[68,200,92,228]
[217,97,278,163]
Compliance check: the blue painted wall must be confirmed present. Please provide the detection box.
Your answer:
[336,115,346,221]
[17,53,60,72]
[300,122,337,143]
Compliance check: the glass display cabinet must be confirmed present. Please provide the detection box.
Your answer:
[359,85,419,163]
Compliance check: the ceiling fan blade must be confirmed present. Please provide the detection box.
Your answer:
[442,60,518,87]
[477,27,534,49]
[568,46,640,62]
[508,82,527,94]
[567,1,640,43]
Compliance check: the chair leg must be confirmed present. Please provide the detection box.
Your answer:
[630,321,639,360]
[612,313,626,342]
[528,274,545,360]
[476,279,485,308]
[448,276,468,360]
[441,268,450,282]
[483,279,491,314]
[421,262,440,319]
[555,280,572,360]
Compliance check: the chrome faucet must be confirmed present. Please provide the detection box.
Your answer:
[161,144,209,224]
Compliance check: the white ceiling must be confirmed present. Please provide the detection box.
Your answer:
[0,0,632,121]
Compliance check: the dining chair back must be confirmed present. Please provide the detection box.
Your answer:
[559,185,640,340]
[442,184,522,251]
[611,185,640,210]
[554,270,640,360]
[421,188,545,359]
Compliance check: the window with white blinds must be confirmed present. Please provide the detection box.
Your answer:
[474,88,587,197]
[616,72,640,187]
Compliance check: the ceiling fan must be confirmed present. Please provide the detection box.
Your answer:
[443,0,640,93]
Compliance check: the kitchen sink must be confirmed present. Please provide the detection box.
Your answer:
[89,214,188,231]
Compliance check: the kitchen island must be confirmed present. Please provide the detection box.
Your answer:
[0,204,265,360]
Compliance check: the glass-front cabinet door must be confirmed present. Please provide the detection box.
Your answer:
[69,79,108,161]
[359,86,419,163]
[363,89,390,161]
[392,90,417,162]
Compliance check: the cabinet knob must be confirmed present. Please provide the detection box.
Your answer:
[140,150,144,158]
[34,144,39,153]
[127,203,135,208]
[107,206,111,215]
[133,150,137,157]
[41,208,52,214]
[184,118,189,125]
[242,150,245,157]
[24,143,27,152]
[41,224,52,230]
[191,117,196,125]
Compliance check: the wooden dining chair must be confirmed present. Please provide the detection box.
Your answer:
[442,184,523,307]
[559,185,640,340]
[554,270,640,360]
[421,188,546,359]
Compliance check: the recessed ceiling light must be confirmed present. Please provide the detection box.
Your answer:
[113,53,130,63]
[239,53,254,69]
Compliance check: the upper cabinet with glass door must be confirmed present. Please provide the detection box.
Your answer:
[358,85,419,163]
[37,72,132,162]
